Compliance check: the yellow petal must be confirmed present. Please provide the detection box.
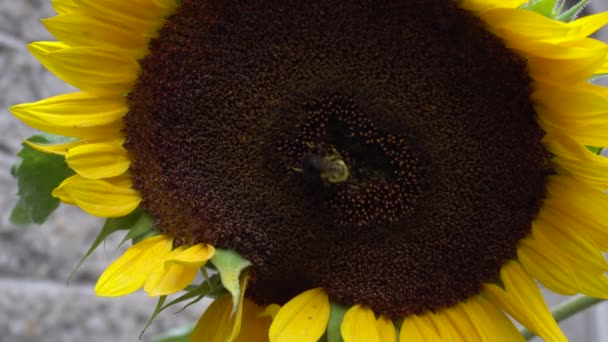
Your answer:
[459,295,524,342]
[144,245,213,297]
[10,92,126,139]
[191,273,249,342]
[483,261,566,342]
[376,316,396,342]
[510,39,608,87]
[191,295,236,342]
[543,175,608,249]
[143,245,202,297]
[527,48,607,84]
[459,0,526,12]
[73,0,177,44]
[552,155,608,189]
[519,240,578,295]
[28,42,139,94]
[153,0,179,11]
[520,37,608,63]
[430,311,465,342]
[545,133,608,189]
[442,304,483,341]
[66,139,130,179]
[76,0,174,23]
[519,238,608,298]
[144,243,215,296]
[597,57,608,75]
[165,243,215,268]
[52,174,141,217]
[43,14,148,52]
[546,175,608,217]
[534,82,608,146]
[568,12,608,39]
[480,9,608,44]
[235,299,273,342]
[12,91,127,125]
[533,81,608,121]
[341,305,380,342]
[260,304,282,319]
[269,288,330,342]
[95,235,172,296]
[52,0,77,14]
[400,313,441,342]
[25,139,87,156]
[481,9,571,43]
[532,218,608,275]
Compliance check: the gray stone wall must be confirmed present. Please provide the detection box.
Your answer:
[0,1,208,341]
[0,1,607,341]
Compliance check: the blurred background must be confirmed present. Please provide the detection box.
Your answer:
[0,1,607,341]
[0,1,209,341]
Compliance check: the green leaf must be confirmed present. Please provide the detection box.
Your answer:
[153,324,195,342]
[210,249,252,314]
[522,0,560,18]
[10,134,74,225]
[557,0,590,22]
[69,208,147,283]
[326,302,347,342]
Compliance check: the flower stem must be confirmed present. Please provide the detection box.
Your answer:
[522,295,604,340]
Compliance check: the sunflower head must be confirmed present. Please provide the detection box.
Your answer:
[9,0,608,341]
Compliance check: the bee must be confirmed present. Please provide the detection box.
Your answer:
[293,146,350,185]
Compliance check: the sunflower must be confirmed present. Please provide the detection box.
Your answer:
[10,0,608,340]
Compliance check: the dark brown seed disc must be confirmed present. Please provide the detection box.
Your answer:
[124,0,550,317]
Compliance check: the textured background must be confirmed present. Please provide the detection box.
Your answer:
[0,1,210,341]
[0,1,607,341]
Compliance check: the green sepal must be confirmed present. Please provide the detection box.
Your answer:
[173,274,224,312]
[210,248,252,314]
[153,324,195,342]
[521,0,560,18]
[184,272,227,299]
[69,208,151,283]
[586,146,604,155]
[394,319,402,339]
[141,274,223,339]
[324,302,348,342]
[557,0,590,22]
[116,210,156,247]
[132,230,159,244]
[10,134,74,225]
[141,296,168,339]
